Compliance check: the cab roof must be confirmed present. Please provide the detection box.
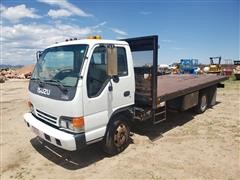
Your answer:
[46,39,128,49]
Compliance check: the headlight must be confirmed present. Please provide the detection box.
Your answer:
[59,116,84,133]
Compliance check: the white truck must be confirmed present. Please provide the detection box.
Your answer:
[24,35,227,155]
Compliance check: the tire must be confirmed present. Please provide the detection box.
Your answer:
[102,115,130,156]
[194,93,208,114]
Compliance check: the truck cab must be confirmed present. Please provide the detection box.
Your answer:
[24,37,135,155]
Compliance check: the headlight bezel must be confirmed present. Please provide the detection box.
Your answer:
[59,116,84,133]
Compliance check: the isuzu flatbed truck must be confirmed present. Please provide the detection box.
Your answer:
[24,35,227,155]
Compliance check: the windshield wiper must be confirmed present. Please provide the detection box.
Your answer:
[44,79,68,93]
[30,77,45,87]
[30,77,39,80]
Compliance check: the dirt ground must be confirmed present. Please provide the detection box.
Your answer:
[1,79,239,180]
[15,64,34,75]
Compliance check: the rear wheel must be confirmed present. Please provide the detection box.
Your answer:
[102,115,130,156]
[194,93,208,113]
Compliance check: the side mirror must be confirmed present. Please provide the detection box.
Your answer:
[107,46,118,77]
[112,75,119,83]
[36,51,42,61]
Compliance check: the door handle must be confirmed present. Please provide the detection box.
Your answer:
[124,91,130,97]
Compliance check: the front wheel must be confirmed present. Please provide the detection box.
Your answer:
[194,93,208,113]
[102,115,130,156]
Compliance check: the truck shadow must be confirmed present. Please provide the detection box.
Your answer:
[30,137,106,170]
[131,103,220,141]
[30,103,220,170]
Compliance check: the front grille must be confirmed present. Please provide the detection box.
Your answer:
[36,109,57,125]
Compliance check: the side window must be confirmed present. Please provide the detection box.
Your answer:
[87,46,108,97]
[117,47,128,76]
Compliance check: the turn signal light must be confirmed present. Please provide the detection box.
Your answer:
[27,101,33,108]
[72,117,84,128]
[27,101,34,113]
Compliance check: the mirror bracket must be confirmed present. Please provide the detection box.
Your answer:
[112,75,119,83]
[36,51,43,61]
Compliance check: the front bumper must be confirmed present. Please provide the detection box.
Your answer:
[23,113,86,151]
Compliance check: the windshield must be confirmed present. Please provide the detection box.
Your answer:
[32,45,88,87]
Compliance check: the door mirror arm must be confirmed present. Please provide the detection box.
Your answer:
[108,75,119,92]
[108,78,113,91]
[36,51,43,61]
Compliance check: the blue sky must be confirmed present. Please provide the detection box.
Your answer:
[1,0,239,65]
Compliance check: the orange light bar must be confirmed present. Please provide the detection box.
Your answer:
[72,117,84,128]
[87,35,102,39]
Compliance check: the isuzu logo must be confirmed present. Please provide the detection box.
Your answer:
[37,87,51,95]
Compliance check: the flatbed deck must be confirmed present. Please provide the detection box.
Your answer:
[135,74,228,105]
[157,74,227,102]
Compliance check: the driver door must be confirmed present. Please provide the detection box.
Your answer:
[82,45,133,143]
[83,45,110,142]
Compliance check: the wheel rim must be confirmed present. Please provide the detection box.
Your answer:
[200,95,207,111]
[114,123,128,147]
